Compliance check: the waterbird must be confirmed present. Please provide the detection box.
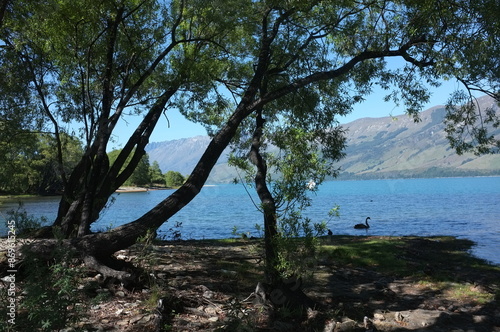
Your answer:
[354,217,371,229]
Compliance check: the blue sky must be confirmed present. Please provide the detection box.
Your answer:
[108,78,463,150]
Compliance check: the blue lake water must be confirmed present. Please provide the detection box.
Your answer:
[1,177,499,265]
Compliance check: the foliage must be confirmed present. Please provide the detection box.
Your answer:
[150,161,165,185]
[0,133,83,195]
[230,125,337,280]
[127,153,151,186]
[164,170,185,187]
[18,244,85,330]
[275,215,327,279]
[1,0,499,245]
[108,149,155,186]
[1,0,246,236]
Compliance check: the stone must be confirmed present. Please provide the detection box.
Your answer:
[395,311,405,322]
[337,319,356,331]
[139,314,153,323]
[204,306,218,315]
[473,315,489,324]
[322,320,336,332]
[203,290,214,299]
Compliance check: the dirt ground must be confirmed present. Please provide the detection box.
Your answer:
[2,236,500,331]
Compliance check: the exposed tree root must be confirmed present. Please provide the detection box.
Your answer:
[1,238,141,286]
[82,255,134,284]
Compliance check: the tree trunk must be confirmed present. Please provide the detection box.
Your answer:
[248,110,280,285]
[52,89,175,238]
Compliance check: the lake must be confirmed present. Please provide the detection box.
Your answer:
[1,177,499,265]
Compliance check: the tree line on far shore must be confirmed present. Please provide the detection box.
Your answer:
[0,134,185,195]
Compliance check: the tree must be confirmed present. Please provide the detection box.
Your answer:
[2,0,499,282]
[127,154,151,186]
[0,133,83,195]
[149,161,164,185]
[164,170,185,187]
[1,0,241,238]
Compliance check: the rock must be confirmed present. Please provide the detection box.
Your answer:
[395,311,405,322]
[322,320,336,332]
[94,274,104,282]
[116,318,129,326]
[363,316,374,330]
[218,269,238,276]
[204,305,218,315]
[401,309,450,328]
[138,314,153,323]
[129,314,145,324]
[373,313,385,321]
[115,290,126,297]
[336,319,356,331]
[203,290,214,298]
[473,315,489,324]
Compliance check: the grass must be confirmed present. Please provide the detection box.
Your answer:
[319,235,500,280]
[318,235,500,310]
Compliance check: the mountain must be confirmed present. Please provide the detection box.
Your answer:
[338,95,500,179]
[146,96,500,182]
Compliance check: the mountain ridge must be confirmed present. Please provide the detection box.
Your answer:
[146,96,500,183]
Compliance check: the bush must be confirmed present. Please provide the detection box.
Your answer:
[16,243,85,330]
[15,244,85,330]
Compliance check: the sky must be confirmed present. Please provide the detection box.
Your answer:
[109,78,464,150]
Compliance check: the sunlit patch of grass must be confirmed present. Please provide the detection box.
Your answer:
[417,280,495,305]
[445,283,495,304]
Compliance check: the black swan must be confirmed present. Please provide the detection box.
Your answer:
[354,217,371,229]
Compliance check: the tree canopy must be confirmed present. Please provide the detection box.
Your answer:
[1,0,499,276]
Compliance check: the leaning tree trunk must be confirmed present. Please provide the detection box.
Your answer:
[21,90,263,281]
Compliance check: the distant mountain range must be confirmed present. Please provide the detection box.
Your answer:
[146,96,500,183]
